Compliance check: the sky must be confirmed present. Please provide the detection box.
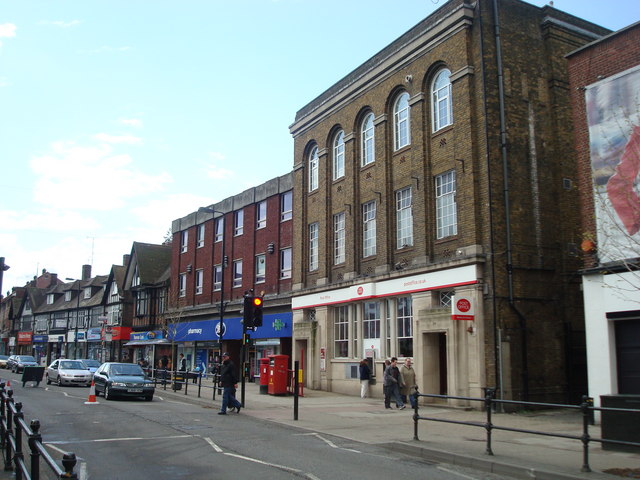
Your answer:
[1,0,638,293]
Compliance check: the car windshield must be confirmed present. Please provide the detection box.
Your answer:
[81,360,101,367]
[19,356,36,362]
[110,365,144,376]
[60,361,84,369]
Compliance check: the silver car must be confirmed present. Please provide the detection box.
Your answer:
[46,359,93,387]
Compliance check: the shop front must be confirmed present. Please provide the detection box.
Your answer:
[17,331,33,355]
[170,312,292,380]
[123,330,170,370]
[101,326,131,363]
[32,335,48,365]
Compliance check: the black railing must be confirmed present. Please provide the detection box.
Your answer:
[0,382,78,479]
[152,367,221,400]
[411,387,640,473]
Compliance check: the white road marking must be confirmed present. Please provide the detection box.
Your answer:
[437,465,481,480]
[204,437,223,452]
[306,432,361,453]
[46,434,191,445]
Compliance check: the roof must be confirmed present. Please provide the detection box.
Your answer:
[130,242,172,286]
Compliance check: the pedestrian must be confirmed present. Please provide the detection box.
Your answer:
[160,355,169,385]
[383,357,405,409]
[382,359,391,408]
[359,359,371,398]
[178,353,186,372]
[400,358,417,408]
[218,352,242,415]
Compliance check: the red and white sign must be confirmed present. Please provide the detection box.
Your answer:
[452,296,475,321]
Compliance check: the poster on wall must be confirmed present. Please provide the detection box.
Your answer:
[586,66,640,263]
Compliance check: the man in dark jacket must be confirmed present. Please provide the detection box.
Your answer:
[218,353,242,415]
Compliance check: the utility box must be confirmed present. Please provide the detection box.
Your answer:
[268,355,288,395]
[259,358,270,394]
[601,395,640,452]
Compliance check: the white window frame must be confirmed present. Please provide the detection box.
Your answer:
[195,269,204,295]
[47,294,54,305]
[334,306,349,358]
[397,296,413,357]
[83,287,91,299]
[181,230,188,253]
[396,187,413,248]
[432,68,453,132]
[333,130,345,180]
[196,224,205,248]
[436,170,458,239]
[234,209,244,236]
[394,92,410,150]
[280,248,292,279]
[233,260,243,288]
[362,201,377,257]
[281,191,293,222]
[309,222,319,271]
[361,112,375,167]
[363,302,380,339]
[257,201,267,229]
[309,146,319,192]
[65,291,72,302]
[334,212,346,265]
[213,265,222,291]
[179,273,187,297]
[215,217,224,243]
[255,254,266,283]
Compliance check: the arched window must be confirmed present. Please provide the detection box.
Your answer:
[394,92,410,150]
[432,68,453,132]
[361,113,375,166]
[308,145,319,192]
[333,130,345,180]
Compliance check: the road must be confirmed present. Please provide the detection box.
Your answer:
[2,370,517,480]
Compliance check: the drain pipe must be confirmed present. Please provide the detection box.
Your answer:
[476,0,502,402]
[490,0,529,401]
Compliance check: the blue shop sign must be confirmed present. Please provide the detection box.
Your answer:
[33,335,47,343]
[170,312,292,342]
[130,330,165,342]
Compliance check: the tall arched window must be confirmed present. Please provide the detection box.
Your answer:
[361,113,375,166]
[394,92,411,150]
[333,130,345,180]
[308,145,319,192]
[432,68,453,132]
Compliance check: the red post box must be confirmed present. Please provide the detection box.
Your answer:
[268,354,289,395]
[259,357,270,394]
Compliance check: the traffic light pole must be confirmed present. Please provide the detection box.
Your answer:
[240,291,263,407]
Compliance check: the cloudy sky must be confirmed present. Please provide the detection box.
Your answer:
[1,0,637,292]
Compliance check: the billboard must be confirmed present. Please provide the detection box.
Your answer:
[586,66,640,263]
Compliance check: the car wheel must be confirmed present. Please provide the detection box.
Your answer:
[105,385,113,400]
[145,394,153,402]
[57,376,62,387]
[46,374,51,385]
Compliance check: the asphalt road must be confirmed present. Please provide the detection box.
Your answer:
[2,370,517,480]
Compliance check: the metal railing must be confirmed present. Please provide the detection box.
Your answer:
[152,367,222,400]
[411,387,640,473]
[0,382,78,479]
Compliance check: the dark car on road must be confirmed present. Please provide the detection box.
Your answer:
[9,355,38,373]
[93,362,155,401]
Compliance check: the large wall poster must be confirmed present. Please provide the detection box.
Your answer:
[586,66,640,263]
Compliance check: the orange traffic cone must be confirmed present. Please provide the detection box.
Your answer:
[85,380,99,405]
[6,380,11,390]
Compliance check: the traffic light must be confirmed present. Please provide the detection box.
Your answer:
[243,332,251,345]
[243,294,264,328]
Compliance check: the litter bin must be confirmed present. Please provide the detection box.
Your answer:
[268,355,288,395]
[173,373,184,391]
[259,358,270,394]
[601,394,640,452]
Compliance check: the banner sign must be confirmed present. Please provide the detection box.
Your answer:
[452,296,474,321]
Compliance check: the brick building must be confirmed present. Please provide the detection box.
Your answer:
[568,22,640,407]
[170,173,293,376]
[289,0,609,404]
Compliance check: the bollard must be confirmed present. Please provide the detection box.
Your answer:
[293,361,299,421]
[483,387,495,456]
[580,396,592,473]
[29,420,41,479]
[61,452,78,479]
[413,385,420,441]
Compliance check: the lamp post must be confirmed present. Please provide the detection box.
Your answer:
[0,257,9,299]
[197,207,227,356]
[65,278,81,359]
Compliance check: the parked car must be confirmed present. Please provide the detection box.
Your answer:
[78,359,101,374]
[10,355,38,373]
[46,359,93,387]
[0,355,10,368]
[93,362,155,401]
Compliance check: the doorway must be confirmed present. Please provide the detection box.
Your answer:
[422,332,448,396]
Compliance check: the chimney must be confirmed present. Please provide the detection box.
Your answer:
[123,254,131,267]
[82,264,92,280]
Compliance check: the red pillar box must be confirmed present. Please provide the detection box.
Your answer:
[268,354,289,395]
[259,357,270,394]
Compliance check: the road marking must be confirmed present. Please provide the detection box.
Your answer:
[204,437,223,452]
[46,444,88,480]
[46,434,191,445]
[437,465,481,480]
[304,432,361,453]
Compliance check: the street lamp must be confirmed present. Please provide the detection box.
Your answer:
[65,278,81,359]
[197,207,227,355]
[0,257,9,299]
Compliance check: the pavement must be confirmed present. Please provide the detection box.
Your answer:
[156,378,640,480]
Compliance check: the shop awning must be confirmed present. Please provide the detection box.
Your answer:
[123,339,170,346]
